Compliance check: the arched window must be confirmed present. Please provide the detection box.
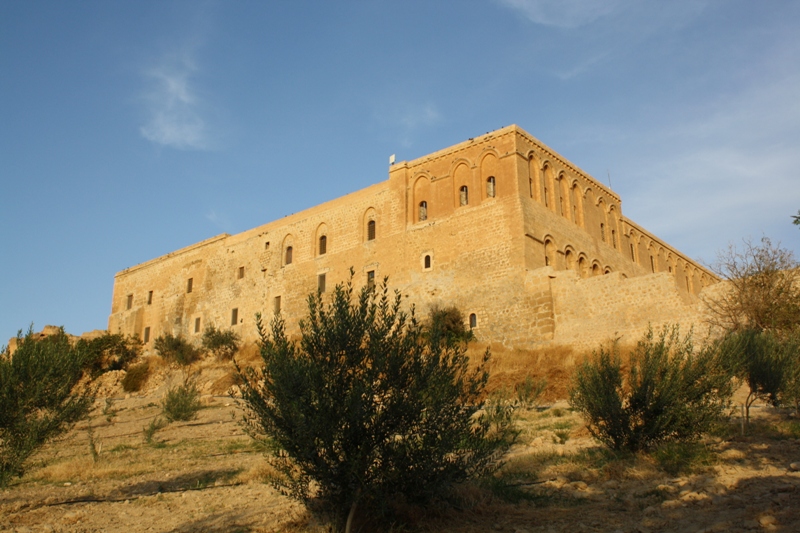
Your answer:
[469,313,477,329]
[544,239,555,267]
[367,220,376,241]
[592,263,601,276]
[459,186,468,206]
[285,246,293,265]
[424,255,431,269]
[486,176,496,198]
[418,201,428,221]
[318,235,327,255]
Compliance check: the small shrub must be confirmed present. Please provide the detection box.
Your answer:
[143,417,167,445]
[202,325,240,361]
[515,375,547,410]
[77,332,142,378]
[653,441,714,476]
[154,333,202,366]
[569,326,733,453]
[162,377,202,422]
[0,327,95,486]
[427,304,474,345]
[122,361,151,392]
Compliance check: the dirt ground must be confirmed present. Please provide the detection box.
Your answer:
[2,360,800,533]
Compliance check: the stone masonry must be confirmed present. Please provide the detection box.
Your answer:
[108,125,716,351]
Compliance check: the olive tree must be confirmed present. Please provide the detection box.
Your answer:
[237,275,514,531]
[1,327,94,487]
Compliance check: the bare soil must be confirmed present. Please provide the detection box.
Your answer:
[2,360,799,533]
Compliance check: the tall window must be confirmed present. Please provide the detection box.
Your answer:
[630,244,635,261]
[318,235,327,255]
[424,255,431,269]
[418,201,427,221]
[285,246,293,265]
[231,308,239,326]
[187,278,193,293]
[469,313,477,329]
[143,327,150,343]
[459,186,468,206]
[486,176,496,198]
[367,220,376,241]
[274,296,281,314]
[126,294,133,310]
[318,273,326,293]
[529,178,534,198]
[238,266,245,279]
[195,317,201,333]
[650,256,655,273]
[600,223,606,242]
[611,230,617,248]
[367,270,375,289]
[147,290,153,305]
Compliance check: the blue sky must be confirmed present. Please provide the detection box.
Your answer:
[1,0,798,342]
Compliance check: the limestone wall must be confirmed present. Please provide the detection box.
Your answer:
[108,125,718,354]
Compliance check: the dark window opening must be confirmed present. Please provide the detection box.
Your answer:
[459,185,468,206]
[367,270,375,289]
[265,241,270,250]
[669,266,673,273]
[630,244,635,260]
[418,201,427,221]
[231,308,239,326]
[650,256,655,273]
[469,313,477,329]
[147,290,153,305]
[600,223,606,242]
[238,266,245,279]
[285,246,293,265]
[144,327,150,343]
[195,317,201,333]
[487,176,496,198]
[318,273,326,293]
[544,188,549,207]
[274,296,281,314]
[424,255,431,269]
[319,235,327,255]
[187,278,193,293]
[529,178,533,198]
[367,220,376,241]
[611,230,617,248]
[126,294,133,310]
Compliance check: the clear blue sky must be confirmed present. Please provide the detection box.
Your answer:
[2,1,799,342]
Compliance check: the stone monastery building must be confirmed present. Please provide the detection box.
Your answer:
[109,125,716,350]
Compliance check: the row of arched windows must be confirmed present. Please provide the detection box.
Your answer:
[281,212,378,266]
[417,177,496,222]
[626,228,711,295]
[544,237,612,278]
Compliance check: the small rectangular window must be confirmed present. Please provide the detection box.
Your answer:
[238,266,245,279]
[274,296,281,314]
[147,290,153,305]
[367,220,376,241]
[187,278,193,293]
[367,270,375,289]
[126,294,133,310]
[231,308,239,326]
[195,317,201,333]
[318,273,326,293]
[143,327,150,343]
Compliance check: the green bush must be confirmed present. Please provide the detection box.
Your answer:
[154,333,202,366]
[122,361,151,392]
[77,332,142,378]
[427,305,474,346]
[237,275,515,531]
[569,326,733,453]
[162,377,202,422]
[719,328,799,421]
[0,327,95,487]
[202,325,240,361]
